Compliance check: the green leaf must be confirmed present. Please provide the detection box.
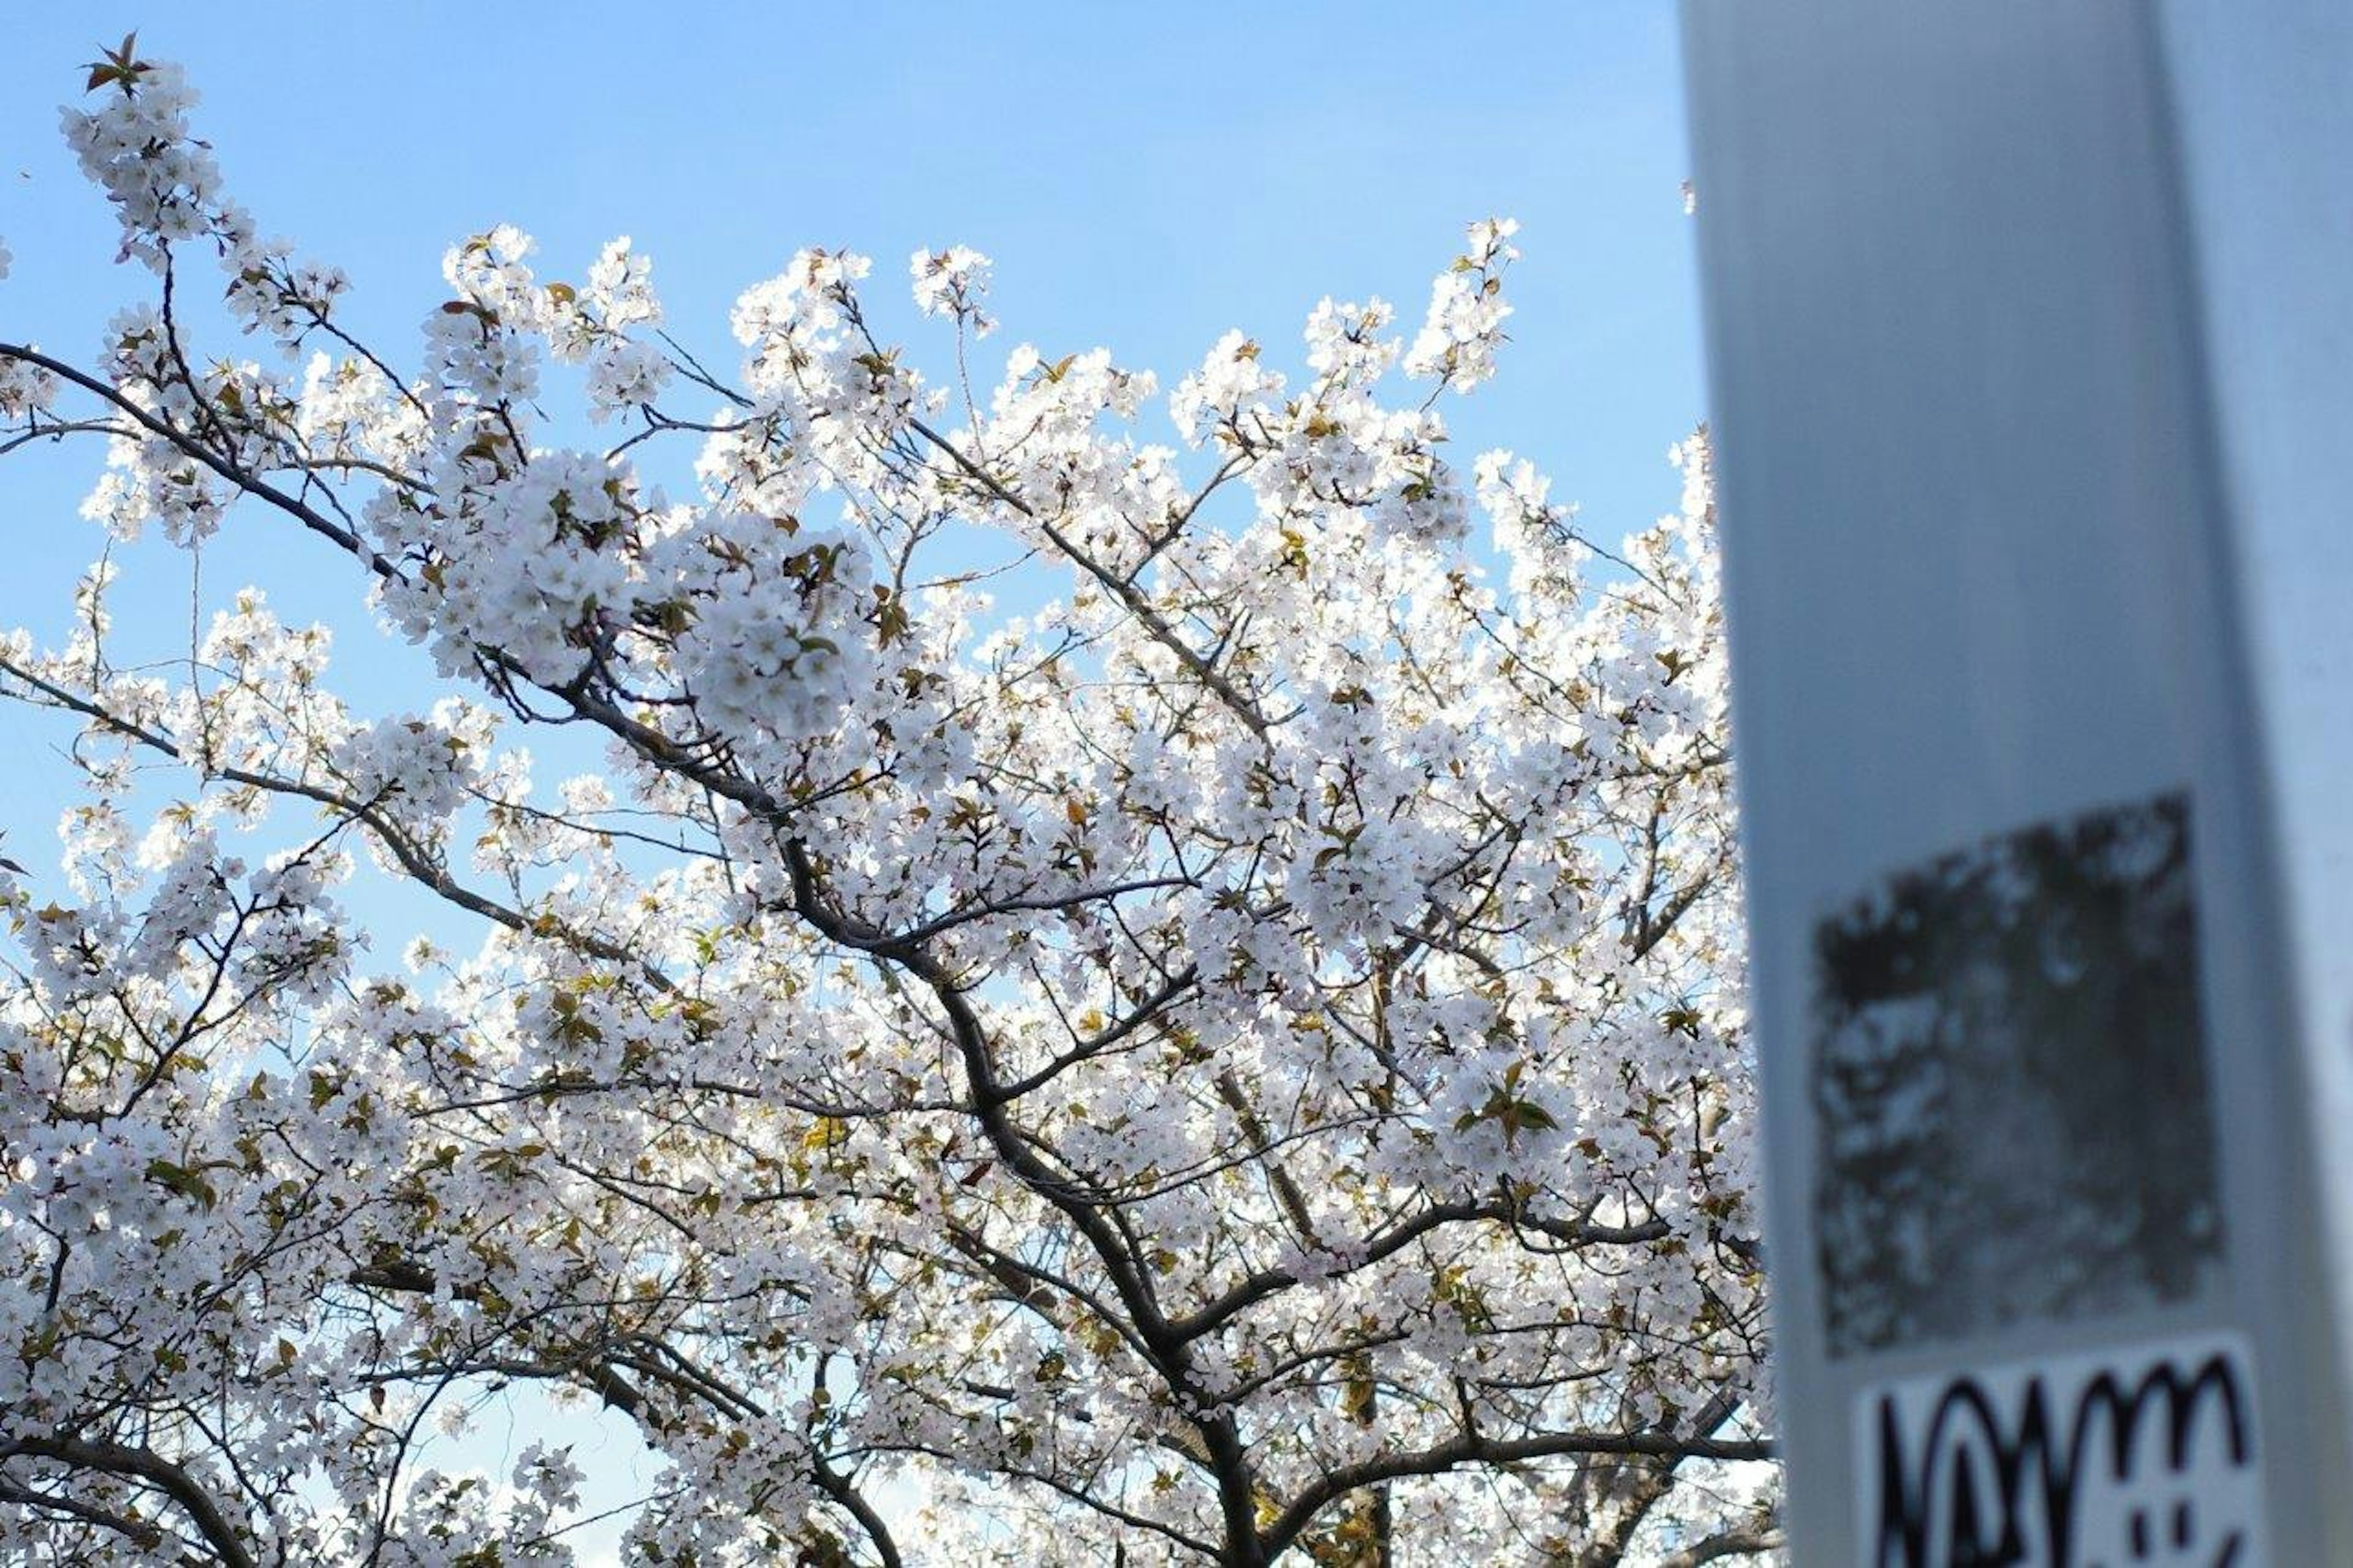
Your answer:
[144,1158,218,1209]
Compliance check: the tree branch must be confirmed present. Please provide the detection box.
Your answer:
[1,1434,256,1568]
[1262,1424,1773,1562]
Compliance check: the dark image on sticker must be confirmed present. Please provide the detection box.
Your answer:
[1812,790,2223,1358]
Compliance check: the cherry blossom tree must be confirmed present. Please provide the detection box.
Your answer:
[0,42,1775,1567]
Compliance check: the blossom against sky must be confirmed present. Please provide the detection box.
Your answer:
[0,9,1713,1560]
[0,1,1703,640]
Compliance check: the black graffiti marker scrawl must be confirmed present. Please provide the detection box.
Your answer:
[1863,1338,2262,1567]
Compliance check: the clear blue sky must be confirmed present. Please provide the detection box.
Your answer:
[0,0,1708,881]
[1,0,1706,844]
[0,1,1705,622]
[0,5,1704,1552]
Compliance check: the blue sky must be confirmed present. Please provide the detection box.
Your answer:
[0,2,1705,631]
[0,0,1709,923]
[1,0,1707,828]
[0,4,1705,1552]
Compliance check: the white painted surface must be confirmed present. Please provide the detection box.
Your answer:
[1680,3,2353,1559]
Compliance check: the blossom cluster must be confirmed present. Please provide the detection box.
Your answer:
[0,53,1770,1568]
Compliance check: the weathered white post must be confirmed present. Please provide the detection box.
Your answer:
[1680,4,2353,1562]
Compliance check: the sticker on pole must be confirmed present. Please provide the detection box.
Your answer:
[1859,1332,2264,1567]
[1809,791,2226,1358]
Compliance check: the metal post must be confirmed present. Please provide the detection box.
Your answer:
[1680,4,2353,1562]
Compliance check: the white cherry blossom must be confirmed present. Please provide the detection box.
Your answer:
[0,51,1773,1568]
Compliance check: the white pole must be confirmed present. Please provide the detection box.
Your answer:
[1680,4,2353,1562]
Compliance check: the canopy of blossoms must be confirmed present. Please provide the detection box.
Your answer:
[0,42,1773,1567]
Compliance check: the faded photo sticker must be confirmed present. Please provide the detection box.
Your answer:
[1811,791,2225,1359]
